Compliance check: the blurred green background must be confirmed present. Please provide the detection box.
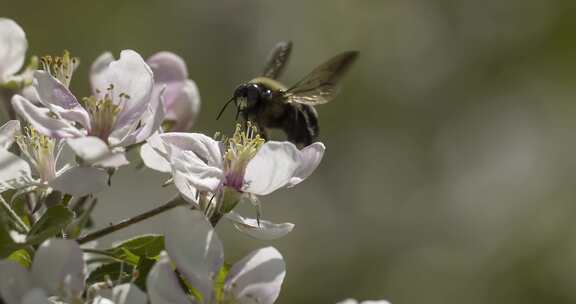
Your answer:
[6,0,576,303]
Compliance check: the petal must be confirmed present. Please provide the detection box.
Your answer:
[243,141,300,195]
[91,50,153,130]
[147,52,188,83]
[164,207,222,303]
[146,252,194,304]
[11,95,84,139]
[159,132,223,168]
[20,288,51,304]
[66,136,110,163]
[112,283,148,304]
[31,238,85,297]
[0,149,33,193]
[66,137,129,168]
[91,296,116,304]
[49,167,108,196]
[0,120,20,149]
[90,52,114,87]
[115,86,166,147]
[287,142,325,187]
[226,212,294,240]
[0,18,27,82]
[173,169,199,204]
[0,260,32,304]
[172,149,223,192]
[225,247,286,304]
[165,80,201,132]
[140,143,171,173]
[33,71,91,129]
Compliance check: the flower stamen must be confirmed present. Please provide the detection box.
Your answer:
[222,122,264,191]
[84,84,129,141]
[40,50,79,88]
[16,127,57,182]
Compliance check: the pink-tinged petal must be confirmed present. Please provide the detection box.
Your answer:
[31,238,85,297]
[287,142,325,188]
[0,18,27,82]
[91,50,153,130]
[159,133,223,168]
[164,207,222,303]
[243,141,300,196]
[226,212,294,240]
[165,80,201,132]
[20,289,51,304]
[0,260,32,304]
[0,149,33,192]
[140,143,171,173]
[172,149,223,193]
[0,120,20,149]
[148,52,188,83]
[50,167,108,196]
[224,247,286,304]
[11,95,84,138]
[146,252,195,304]
[112,283,147,304]
[33,71,90,129]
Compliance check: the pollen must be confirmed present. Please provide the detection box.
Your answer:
[41,50,80,88]
[223,122,264,172]
[83,84,128,141]
[16,127,57,182]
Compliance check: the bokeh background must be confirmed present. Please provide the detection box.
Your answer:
[5,0,576,303]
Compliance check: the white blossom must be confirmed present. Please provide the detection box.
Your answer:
[147,207,286,304]
[0,239,85,304]
[140,123,325,239]
[11,50,163,169]
[0,120,107,196]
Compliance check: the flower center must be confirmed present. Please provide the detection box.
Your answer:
[16,127,57,182]
[83,84,129,141]
[222,122,264,191]
[41,50,79,88]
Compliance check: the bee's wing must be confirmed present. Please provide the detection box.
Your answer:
[283,51,358,105]
[261,41,293,79]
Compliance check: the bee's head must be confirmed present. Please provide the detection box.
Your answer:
[217,83,268,120]
[233,83,262,112]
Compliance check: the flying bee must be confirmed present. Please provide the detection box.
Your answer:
[217,41,359,147]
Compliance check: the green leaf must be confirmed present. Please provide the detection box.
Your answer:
[102,234,165,266]
[133,257,156,291]
[66,198,97,239]
[27,204,74,245]
[86,262,134,286]
[0,221,20,258]
[7,249,32,268]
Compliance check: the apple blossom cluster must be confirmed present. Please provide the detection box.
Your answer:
[0,18,388,304]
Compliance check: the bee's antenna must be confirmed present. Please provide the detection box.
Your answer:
[216,97,235,120]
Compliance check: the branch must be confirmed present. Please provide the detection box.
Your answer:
[77,195,189,244]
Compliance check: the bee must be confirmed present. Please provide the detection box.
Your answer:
[217,41,358,147]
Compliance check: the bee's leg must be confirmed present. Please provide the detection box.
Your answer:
[257,123,270,141]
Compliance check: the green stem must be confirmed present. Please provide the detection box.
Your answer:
[0,195,29,233]
[77,196,189,245]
